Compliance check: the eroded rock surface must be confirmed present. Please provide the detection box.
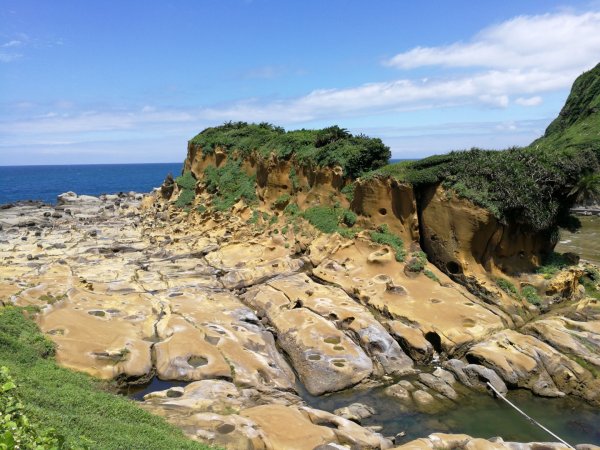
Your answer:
[2,191,600,448]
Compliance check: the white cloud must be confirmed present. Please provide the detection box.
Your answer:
[515,96,543,106]
[1,40,22,48]
[384,11,600,73]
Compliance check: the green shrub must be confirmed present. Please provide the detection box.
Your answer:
[370,224,406,262]
[281,225,289,234]
[341,183,355,202]
[189,122,390,178]
[342,210,357,227]
[496,278,519,297]
[273,194,291,208]
[406,251,428,272]
[521,285,541,305]
[289,167,300,191]
[537,252,575,279]
[247,210,260,225]
[196,204,207,213]
[174,171,196,190]
[302,206,340,234]
[204,160,257,211]
[174,188,195,208]
[284,203,301,217]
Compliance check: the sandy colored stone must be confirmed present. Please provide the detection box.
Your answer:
[240,404,337,450]
[468,330,600,404]
[313,237,506,352]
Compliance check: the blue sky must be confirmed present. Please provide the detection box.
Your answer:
[1,1,600,165]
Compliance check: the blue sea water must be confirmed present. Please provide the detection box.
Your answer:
[0,159,411,205]
[0,163,183,205]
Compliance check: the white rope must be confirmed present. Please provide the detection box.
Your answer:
[486,382,575,449]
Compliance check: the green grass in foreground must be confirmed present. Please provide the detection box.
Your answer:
[0,306,212,450]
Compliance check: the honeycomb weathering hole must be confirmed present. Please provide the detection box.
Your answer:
[379,208,387,216]
[446,261,462,274]
[188,355,209,368]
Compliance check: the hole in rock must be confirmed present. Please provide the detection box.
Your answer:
[308,354,322,361]
[324,337,341,345]
[332,360,346,368]
[204,335,220,345]
[424,331,442,353]
[217,423,236,434]
[166,389,183,398]
[88,310,106,317]
[188,355,209,368]
[379,208,387,216]
[446,261,462,274]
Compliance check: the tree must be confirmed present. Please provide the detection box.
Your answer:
[568,172,600,205]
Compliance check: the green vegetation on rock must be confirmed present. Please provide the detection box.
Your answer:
[190,122,390,178]
[204,160,257,211]
[365,64,600,233]
[0,307,210,450]
[537,252,576,279]
[273,194,291,208]
[302,206,343,234]
[423,269,440,283]
[495,278,519,297]
[521,285,541,305]
[174,171,196,208]
[174,188,195,208]
[369,224,406,262]
[406,251,428,273]
[341,183,355,202]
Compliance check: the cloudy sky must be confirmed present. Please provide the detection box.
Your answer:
[1,0,600,165]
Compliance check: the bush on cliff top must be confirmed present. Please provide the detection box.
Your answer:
[189,122,390,178]
[368,145,598,232]
[0,306,211,450]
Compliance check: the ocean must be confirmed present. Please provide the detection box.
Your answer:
[0,159,410,205]
[0,163,183,205]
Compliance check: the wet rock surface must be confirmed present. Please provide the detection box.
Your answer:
[2,191,600,448]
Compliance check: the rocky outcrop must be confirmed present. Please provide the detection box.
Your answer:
[418,184,554,278]
[467,329,600,404]
[351,176,419,243]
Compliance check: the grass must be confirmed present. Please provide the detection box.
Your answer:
[495,278,519,297]
[521,285,541,305]
[189,122,390,178]
[204,160,257,211]
[0,306,212,450]
[537,252,576,279]
[369,224,406,262]
[273,194,291,208]
[302,206,342,234]
[424,269,440,283]
[406,251,428,273]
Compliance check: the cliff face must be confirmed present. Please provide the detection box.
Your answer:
[182,142,554,280]
[418,184,554,278]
